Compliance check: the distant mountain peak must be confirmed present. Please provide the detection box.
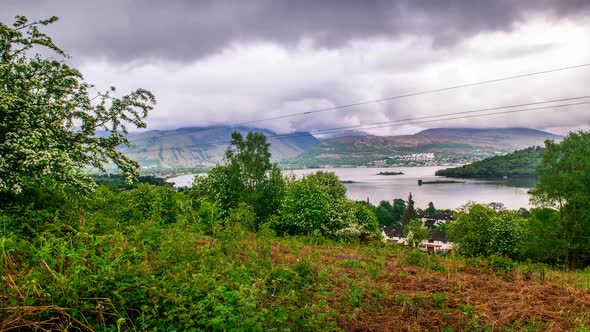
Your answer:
[288,127,562,168]
[415,127,561,138]
[120,126,319,168]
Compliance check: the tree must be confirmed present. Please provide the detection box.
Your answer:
[404,218,430,248]
[375,198,405,227]
[392,198,405,223]
[192,164,241,215]
[532,131,590,267]
[400,193,417,225]
[192,131,285,226]
[522,208,567,263]
[488,202,505,212]
[448,203,525,258]
[517,208,530,219]
[226,131,272,189]
[276,171,350,238]
[0,16,156,195]
[375,200,395,226]
[337,201,381,242]
[425,201,437,215]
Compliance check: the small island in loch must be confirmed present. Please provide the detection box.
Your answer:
[377,171,404,176]
[418,179,465,185]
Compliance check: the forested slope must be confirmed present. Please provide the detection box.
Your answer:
[435,146,543,178]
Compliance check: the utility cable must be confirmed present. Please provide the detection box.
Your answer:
[127,63,590,142]
[123,96,590,153]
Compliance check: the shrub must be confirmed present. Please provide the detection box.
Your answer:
[276,171,350,238]
[448,203,525,259]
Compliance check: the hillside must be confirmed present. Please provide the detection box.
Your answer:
[5,217,590,331]
[288,128,560,167]
[119,126,318,168]
[435,146,543,178]
[118,127,560,169]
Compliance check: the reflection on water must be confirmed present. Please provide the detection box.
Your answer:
[470,177,538,189]
[168,166,536,210]
[289,167,535,210]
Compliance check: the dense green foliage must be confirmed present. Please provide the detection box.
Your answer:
[532,131,590,267]
[435,146,543,178]
[392,198,406,223]
[0,186,342,330]
[400,193,418,225]
[375,201,395,226]
[4,190,590,330]
[425,202,437,214]
[190,133,380,241]
[92,174,171,190]
[374,198,405,227]
[404,218,431,248]
[521,208,567,264]
[448,131,590,267]
[275,171,380,241]
[191,132,285,226]
[448,203,526,259]
[0,16,155,194]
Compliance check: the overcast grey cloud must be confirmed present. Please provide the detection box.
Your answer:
[2,1,589,135]
[2,0,589,62]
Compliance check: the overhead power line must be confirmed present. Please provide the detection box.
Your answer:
[312,101,590,136]
[235,63,590,123]
[267,96,590,138]
[124,96,590,153]
[128,62,590,143]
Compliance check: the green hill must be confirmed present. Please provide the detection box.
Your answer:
[435,146,543,178]
[288,128,560,167]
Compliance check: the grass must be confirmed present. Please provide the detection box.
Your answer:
[4,231,590,330]
[1,197,590,330]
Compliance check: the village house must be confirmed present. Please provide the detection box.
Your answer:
[419,212,454,228]
[381,226,452,253]
[420,229,452,253]
[381,226,405,244]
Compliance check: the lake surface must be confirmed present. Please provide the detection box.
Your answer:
[167,166,535,210]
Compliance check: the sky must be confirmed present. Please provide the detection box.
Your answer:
[2,0,590,136]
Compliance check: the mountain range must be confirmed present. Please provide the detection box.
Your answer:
[287,128,561,167]
[118,127,561,169]
[120,127,318,168]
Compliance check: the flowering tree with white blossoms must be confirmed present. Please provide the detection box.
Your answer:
[0,16,156,194]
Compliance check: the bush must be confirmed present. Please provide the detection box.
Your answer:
[275,171,350,237]
[196,200,222,235]
[276,172,380,243]
[448,203,525,259]
[401,249,430,267]
[488,254,518,278]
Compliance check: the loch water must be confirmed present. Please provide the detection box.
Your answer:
[168,166,535,210]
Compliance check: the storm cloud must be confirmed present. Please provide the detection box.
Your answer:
[2,0,589,62]
[2,1,589,135]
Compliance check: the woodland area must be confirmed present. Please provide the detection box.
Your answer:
[435,146,543,178]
